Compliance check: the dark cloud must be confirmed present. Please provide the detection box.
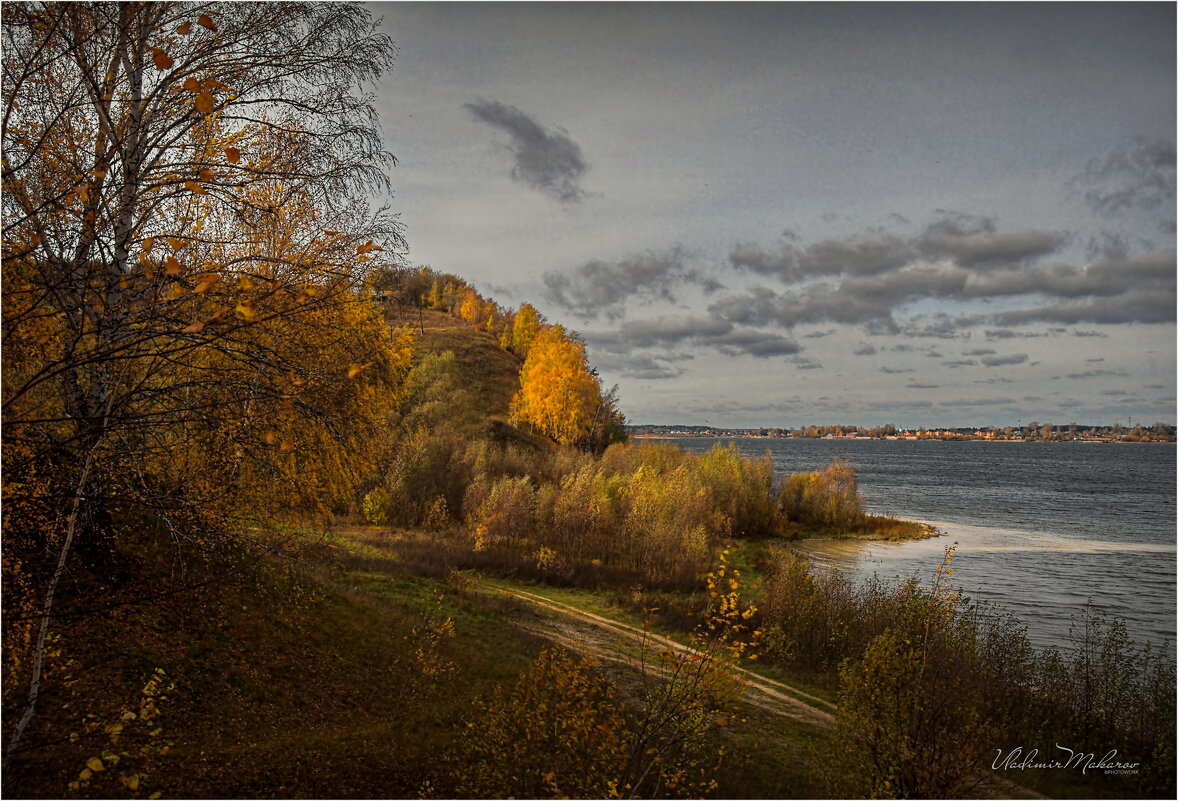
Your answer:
[980,353,1029,367]
[729,229,913,281]
[803,328,837,338]
[992,287,1176,326]
[916,213,1066,267]
[1073,329,1108,338]
[1076,137,1176,218]
[544,248,720,320]
[716,218,1173,335]
[985,329,1047,339]
[465,99,589,203]
[940,397,1018,407]
[853,343,878,356]
[588,315,800,360]
[963,348,997,356]
[879,366,914,374]
[791,356,824,370]
[925,350,943,358]
[1065,369,1130,379]
[907,382,940,389]
[944,360,977,367]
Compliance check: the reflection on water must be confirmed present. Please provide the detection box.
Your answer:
[667,438,1176,651]
[790,522,1177,650]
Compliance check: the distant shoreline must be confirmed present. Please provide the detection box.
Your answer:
[631,434,1174,443]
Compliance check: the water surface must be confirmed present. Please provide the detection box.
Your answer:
[666,438,1176,650]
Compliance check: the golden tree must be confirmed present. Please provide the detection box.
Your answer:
[509,301,542,358]
[510,325,602,447]
[2,1,408,758]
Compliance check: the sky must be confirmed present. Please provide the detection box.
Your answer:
[369,2,1176,428]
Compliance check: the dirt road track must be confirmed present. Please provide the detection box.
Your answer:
[488,581,1049,800]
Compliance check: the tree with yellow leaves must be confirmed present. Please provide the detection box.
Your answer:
[2,1,408,759]
[510,325,603,448]
[509,302,543,358]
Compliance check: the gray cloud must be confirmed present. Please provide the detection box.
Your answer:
[879,366,914,374]
[980,353,1029,367]
[963,348,997,356]
[916,213,1066,267]
[729,229,913,282]
[465,99,589,203]
[940,397,1018,407]
[992,287,1176,326]
[544,247,720,320]
[944,360,978,367]
[907,382,941,389]
[853,343,878,356]
[716,217,1173,335]
[588,315,800,360]
[986,329,1047,339]
[1064,369,1130,380]
[1077,137,1176,218]
[791,356,824,370]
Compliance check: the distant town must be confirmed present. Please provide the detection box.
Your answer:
[627,422,1177,442]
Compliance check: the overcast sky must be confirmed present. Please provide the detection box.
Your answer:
[370,2,1176,428]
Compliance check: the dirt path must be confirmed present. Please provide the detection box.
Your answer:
[487,581,837,728]
[487,581,1049,800]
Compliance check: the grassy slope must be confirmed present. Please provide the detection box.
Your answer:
[3,527,543,799]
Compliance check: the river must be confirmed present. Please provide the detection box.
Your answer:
[665,437,1176,651]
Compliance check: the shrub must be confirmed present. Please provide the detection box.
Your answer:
[779,458,866,533]
[456,647,630,799]
[361,487,390,525]
[830,546,992,798]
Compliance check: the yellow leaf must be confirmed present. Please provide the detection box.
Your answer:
[195,91,214,114]
[235,301,257,322]
[118,274,130,290]
[197,13,218,31]
[184,179,207,195]
[79,769,92,781]
[150,48,173,70]
[142,236,155,253]
[198,167,215,182]
[203,78,225,90]
[208,305,230,322]
[238,275,254,290]
[167,236,185,251]
[123,774,141,791]
[29,232,41,246]
[262,431,277,445]
[165,255,181,275]
[73,184,90,202]
[181,320,205,334]
[193,273,219,293]
[322,229,339,236]
[347,362,372,379]
[177,20,193,35]
[86,756,105,773]
[279,439,293,451]
[167,283,185,300]
[224,146,241,163]
[183,76,201,93]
